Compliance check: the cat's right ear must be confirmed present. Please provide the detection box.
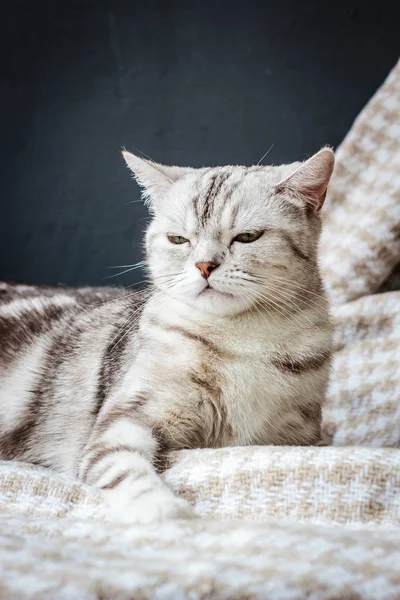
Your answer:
[275,147,335,213]
[122,150,186,206]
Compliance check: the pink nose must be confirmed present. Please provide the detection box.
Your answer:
[196,262,218,279]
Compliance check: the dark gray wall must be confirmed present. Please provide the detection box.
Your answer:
[1,0,399,287]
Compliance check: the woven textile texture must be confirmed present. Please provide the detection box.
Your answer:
[0,60,399,599]
[324,291,400,447]
[320,59,400,305]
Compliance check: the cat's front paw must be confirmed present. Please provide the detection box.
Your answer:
[104,484,194,524]
[129,488,193,524]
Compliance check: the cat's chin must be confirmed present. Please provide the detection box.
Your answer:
[159,285,253,316]
[198,286,234,300]
[193,288,251,316]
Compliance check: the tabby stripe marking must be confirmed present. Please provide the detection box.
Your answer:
[94,316,133,417]
[200,175,217,225]
[299,404,322,422]
[189,372,220,396]
[100,471,130,489]
[279,231,310,262]
[97,397,148,430]
[192,194,200,220]
[229,202,240,229]
[0,305,67,364]
[0,408,38,460]
[129,485,155,502]
[0,314,84,458]
[200,172,231,225]
[82,444,141,482]
[0,295,76,318]
[158,323,232,358]
[272,351,330,374]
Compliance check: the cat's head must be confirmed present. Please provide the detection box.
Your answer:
[123,148,334,316]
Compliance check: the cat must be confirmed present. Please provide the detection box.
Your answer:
[0,147,334,523]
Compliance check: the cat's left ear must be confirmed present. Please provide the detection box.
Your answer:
[276,147,335,213]
[122,150,187,205]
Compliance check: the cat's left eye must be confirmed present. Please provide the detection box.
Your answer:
[168,235,190,245]
[233,231,263,244]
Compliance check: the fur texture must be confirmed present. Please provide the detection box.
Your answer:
[0,148,334,523]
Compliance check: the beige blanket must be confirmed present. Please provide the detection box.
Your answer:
[0,61,399,599]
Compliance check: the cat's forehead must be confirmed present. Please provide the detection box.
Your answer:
[170,163,300,220]
[190,163,298,189]
[158,163,300,233]
[178,163,301,204]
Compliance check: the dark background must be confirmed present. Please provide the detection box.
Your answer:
[1,0,399,288]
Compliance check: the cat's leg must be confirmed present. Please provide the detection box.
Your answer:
[79,414,192,524]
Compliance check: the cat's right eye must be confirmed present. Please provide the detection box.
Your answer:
[233,231,263,244]
[167,235,190,245]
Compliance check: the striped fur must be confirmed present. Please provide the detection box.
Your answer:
[0,148,334,523]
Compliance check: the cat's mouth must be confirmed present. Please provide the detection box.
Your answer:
[199,284,234,299]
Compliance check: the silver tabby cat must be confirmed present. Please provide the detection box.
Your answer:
[0,148,334,523]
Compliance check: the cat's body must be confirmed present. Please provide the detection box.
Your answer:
[0,148,334,523]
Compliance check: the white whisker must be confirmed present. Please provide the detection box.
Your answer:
[256,142,275,166]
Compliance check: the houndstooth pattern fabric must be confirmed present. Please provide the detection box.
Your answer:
[1,455,400,599]
[320,59,400,449]
[320,59,400,306]
[165,446,400,526]
[325,291,400,447]
[0,60,399,599]
[2,514,400,599]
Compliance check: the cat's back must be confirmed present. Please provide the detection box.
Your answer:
[0,281,146,468]
[0,281,132,367]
